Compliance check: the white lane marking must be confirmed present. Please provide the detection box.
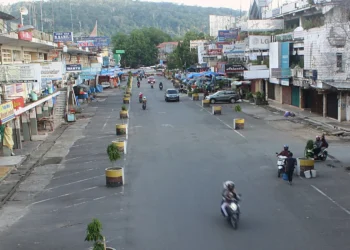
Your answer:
[45,175,104,191]
[52,168,98,180]
[311,185,350,216]
[65,201,87,208]
[29,186,98,206]
[133,125,143,128]
[194,103,246,139]
[102,115,111,131]
[71,142,94,148]
[161,124,174,128]
[93,196,106,201]
[64,156,84,162]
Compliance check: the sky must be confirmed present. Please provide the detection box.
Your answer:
[1,0,252,11]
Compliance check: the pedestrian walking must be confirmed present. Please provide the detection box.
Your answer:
[285,152,297,185]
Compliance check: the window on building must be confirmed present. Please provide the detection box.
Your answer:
[24,52,31,63]
[13,50,21,62]
[38,53,44,60]
[2,49,12,63]
[336,53,343,71]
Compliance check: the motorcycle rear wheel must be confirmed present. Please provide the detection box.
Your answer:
[230,216,238,230]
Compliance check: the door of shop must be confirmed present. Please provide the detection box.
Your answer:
[310,90,323,115]
[327,93,338,119]
[268,83,275,100]
[303,89,312,109]
[291,86,300,107]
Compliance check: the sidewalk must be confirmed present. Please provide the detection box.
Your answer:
[266,99,350,134]
[0,86,122,207]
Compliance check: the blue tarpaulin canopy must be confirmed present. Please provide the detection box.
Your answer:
[117,72,124,76]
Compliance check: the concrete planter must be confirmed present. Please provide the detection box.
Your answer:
[112,140,127,154]
[188,92,193,97]
[105,167,124,187]
[297,158,314,177]
[212,106,222,115]
[192,93,199,101]
[123,98,130,104]
[233,119,245,130]
[202,99,210,107]
[126,88,131,94]
[124,94,131,98]
[120,110,128,119]
[116,124,127,136]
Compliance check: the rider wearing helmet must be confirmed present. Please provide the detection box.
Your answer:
[159,82,163,87]
[142,96,147,103]
[221,181,238,217]
[313,135,323,157]
[278,145,290,157]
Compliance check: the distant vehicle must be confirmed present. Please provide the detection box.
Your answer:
[165,89,180,102]
[205,90,240,104]
[148,77,155,84]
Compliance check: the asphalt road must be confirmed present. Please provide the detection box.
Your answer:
[0,76,349,250]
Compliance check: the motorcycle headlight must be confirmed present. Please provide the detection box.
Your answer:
[230,203,238,211]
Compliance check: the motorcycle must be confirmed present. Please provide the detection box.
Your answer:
[151,84,154,89]
[305,147,328,161]
[159,85,163,90]
[142,102,146,110]
[221,195,241,230]
[276,153,287,178]
[137,82,140,88]
[139,95,143,103]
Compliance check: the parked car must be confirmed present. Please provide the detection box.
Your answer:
[205,90,239,104]
[148,77,155,84]
[165,89,180,102]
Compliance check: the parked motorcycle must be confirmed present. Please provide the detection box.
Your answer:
[276,153,287,178]
[221,195,241,230]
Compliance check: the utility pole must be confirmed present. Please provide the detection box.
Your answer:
[40,0,43,32]
[70,2,74,33]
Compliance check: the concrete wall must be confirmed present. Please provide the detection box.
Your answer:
[339,92,347,122]
[275,84,282,103]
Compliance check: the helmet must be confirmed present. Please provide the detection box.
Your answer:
[143,96,146,100]
[316,135,321,140]
[283,145,289,150]
[224,181,235,191]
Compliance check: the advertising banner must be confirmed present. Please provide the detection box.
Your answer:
[18,31,32,41]
[225,64,247,73]
[76,36,110,47]
[247,20,284,31]
[280,42,290,85]
[12,97,25,110]
[224,43,246,54]
[248,36,271,50]
[66,64,82,72]
[208,49,222,55]
[0,102,15,124]
[53,32,73,42]
[0,64,40,83]
[218,29,238,42]
[40,62,63,80]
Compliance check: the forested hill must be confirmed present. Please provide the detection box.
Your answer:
[2,0,242,37]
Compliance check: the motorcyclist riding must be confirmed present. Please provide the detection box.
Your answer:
[159,82,163,87]
[313,135,323,158]
[221,181,238,217]
[321,134,329,149]
[278,145,291,157]
[139,92,143,98]
[142,96,147,103]
[137,80,140,87]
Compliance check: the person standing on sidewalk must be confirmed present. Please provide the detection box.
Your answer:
[285,152,297,185]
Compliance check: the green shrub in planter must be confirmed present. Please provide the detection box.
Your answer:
[234,104,242,112]
[188,91,193,97]
[193,88,199,94]
[121,105,127,111]
[85,218,105,250]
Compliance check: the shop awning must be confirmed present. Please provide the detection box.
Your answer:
[232,81,251,86]
[323,81,350,90]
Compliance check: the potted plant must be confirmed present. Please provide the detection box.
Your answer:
[305,140,314,158]
[192,88,199,100]
[106,143,124,187]
[85,218,114,250]
[246,92,254,103]
[120,105,128,119]
[234,104,242,112]
[255,91,264,105]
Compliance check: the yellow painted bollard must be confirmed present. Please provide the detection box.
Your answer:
[120,110,128,119]
[112,140,126,154]
[123,97,130,104]
[192,93,199,101]
[202,99,210,107]
[124,94,130,98]
[233,119,245,130]
[212,106,222,115]
[105,167,124,187]
[126,89,131,94]
[116,124,127,136]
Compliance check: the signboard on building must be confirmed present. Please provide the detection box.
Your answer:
[66,64,82,72]
[0,64,40,83]
[115,50,125,54]
[40,62,63,80]
[271,68,292,78]
[12,97,25,110]
[18,31,32,41]
[281,42,290,85]
[208,49,222,55]
[216,42,231,49]
[224,43,246,55]
[247,20,284,31]
[53,32,73,42]
[218,29,239,42]
[276,33,293,42]
[248,36,271,50]
[222,45,235,53]
[244,70,269,79]
[0,102,15,124]
[76,37,110,47]
[225,64,247,73]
